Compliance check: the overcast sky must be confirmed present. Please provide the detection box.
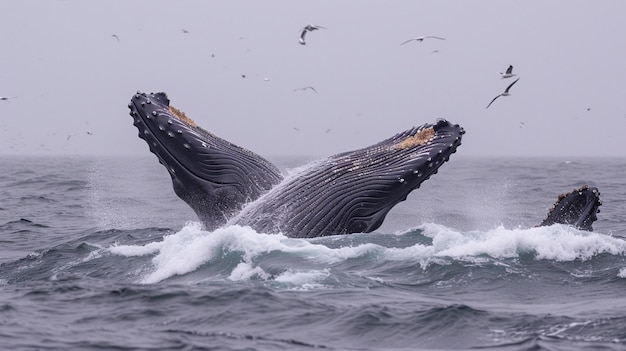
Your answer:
[1,1,625,159]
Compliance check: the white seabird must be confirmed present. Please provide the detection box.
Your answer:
[293,86,318,94]
[400,36,445,45]
[486,78,520,109]
[299,25,326,45]
[500,65,516,79]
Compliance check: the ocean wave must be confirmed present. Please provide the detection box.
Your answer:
[107,222,626,285]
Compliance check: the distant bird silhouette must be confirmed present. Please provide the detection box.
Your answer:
[400,36,445,45]
[293,86,318,94]
[299,25,326,45]
[0,96,17,101]
[112,34,120,43]
[500,65,516,79]
[181,28,189,34]
[486,78,520,109]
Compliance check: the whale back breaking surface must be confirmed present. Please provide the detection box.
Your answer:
[231,119,465,237]
[128,92,283,230]
[539,185,602,231]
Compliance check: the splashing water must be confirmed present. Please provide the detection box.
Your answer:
[108,221,626,285]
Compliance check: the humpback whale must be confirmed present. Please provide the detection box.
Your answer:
[128,91,601,237]
[129,91,464,237]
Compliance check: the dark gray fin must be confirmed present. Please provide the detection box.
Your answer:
[539,185,602,231]
[128,91,283,230]
[232,119,464,238]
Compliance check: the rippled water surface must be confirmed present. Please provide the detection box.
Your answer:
[1,155,626,350]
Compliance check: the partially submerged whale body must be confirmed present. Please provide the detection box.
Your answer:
[539,185,601,231]
[128,91,464,237]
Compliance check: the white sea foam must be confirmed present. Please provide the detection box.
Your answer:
[418,223,626,261]
[108,221,626,284]
[274,268,331,285]
[108,222,379,284]
[229,262,271,281]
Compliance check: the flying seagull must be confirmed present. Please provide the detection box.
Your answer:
[400,36,445,45]
[299,24,326,45]
[293,86,318,93]
[486,78,520,109]
[500,65,516,79]
[111,34,120,43]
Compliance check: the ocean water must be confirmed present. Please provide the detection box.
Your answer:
[1,155,626,351]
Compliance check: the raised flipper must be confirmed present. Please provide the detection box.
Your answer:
[128,91,283,230]
[231,119,464,237]
[539,185,602,231]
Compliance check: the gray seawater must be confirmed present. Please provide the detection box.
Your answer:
[1,155,626,351]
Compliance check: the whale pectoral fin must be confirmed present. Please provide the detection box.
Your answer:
[234,119,465,237]
[539,185,602,231]
[129,91,283,229]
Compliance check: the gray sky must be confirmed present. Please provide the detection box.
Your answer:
[1,1,625,158]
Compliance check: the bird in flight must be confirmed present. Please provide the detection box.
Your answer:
[500,65,516,79]
[299,25,326,45]
[486,78,520,109]
[400,36,445,45]
[0,96,17,101]
[111,34,120,43]
[293,86,318,94]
